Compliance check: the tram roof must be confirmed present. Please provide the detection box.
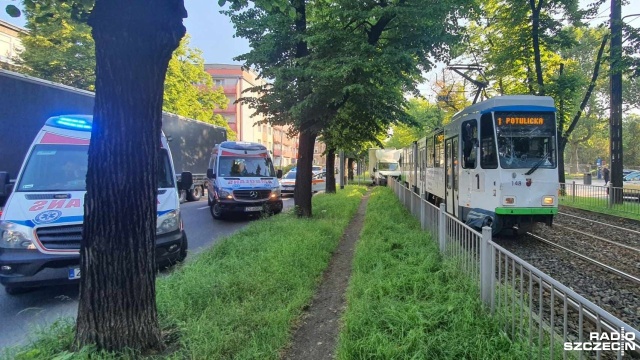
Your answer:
[450,95,555,123]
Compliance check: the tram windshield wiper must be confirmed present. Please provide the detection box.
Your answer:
[525,151,550,175]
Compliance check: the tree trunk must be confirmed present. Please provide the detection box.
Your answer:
[75,0,185,352]
[529,0,545,95]
[325,148,336,193]
[294,130,317,217]
[558,137,567,188]
[347,158,354,180]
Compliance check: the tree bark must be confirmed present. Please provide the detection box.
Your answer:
[325,148,336,193]
[529,0,545,95]
[75,0,185,352]
[294,130,317,217]
[347,158,355,180]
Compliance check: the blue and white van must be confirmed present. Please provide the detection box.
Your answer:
[206,141,283,219]
[0,115,187,294]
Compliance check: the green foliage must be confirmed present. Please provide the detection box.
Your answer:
[386,98,444,149]
[222,0,473,148]
[18,1,96,90]
[162,35,235,139]
[623,114,640,166]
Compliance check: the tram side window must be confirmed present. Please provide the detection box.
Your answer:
[434,133,444,167]
[461,120,478,169]
[480,113,498,169]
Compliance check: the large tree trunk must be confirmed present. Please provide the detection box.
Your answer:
[75,0,185,352]
[294,130,317,217]
[325,148,336,193]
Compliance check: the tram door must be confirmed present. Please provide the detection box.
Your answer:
[445,137,459,217]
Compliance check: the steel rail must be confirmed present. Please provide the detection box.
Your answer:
[525,232,640,285]
[553,223,640,253]
[558,211,640,236]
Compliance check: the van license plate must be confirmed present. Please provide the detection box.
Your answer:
[68,267,81,280]
[245,206,263,212]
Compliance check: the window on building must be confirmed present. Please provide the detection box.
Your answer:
[213,78,224,87]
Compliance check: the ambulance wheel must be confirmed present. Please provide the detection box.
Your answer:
[178,233,188,262]
[210,202,224,220]
[187,186,202,202]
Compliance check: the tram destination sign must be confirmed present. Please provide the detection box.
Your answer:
[495,112,554,127]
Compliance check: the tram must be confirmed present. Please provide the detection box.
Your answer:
[400,95,559,234]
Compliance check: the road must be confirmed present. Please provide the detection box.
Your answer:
[0,196,294,350]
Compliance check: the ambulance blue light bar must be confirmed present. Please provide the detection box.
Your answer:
[46,115,93,131]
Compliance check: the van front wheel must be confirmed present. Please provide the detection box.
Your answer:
[210,202,224,220]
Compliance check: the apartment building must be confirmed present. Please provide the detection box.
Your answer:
[205,64,299,167]
[0,19,26,65]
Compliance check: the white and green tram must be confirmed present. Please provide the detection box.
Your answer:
[402,95,559,234]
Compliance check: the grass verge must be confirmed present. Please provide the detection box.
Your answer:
[3,186,367,360]
[337,186,531,359]
[559,196,640,221]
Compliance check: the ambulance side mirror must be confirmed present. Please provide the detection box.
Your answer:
[207,168,216,179]
[0,172,12,204]
[277,169,283,179]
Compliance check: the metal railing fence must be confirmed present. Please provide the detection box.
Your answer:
[389,177,640,359]
[559,182,640,217]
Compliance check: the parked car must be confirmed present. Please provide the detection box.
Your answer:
[623,171,640,200]
[280,171,297,195]
[288,165,323,174]
[312,171,327,193]
[279,170,326,195]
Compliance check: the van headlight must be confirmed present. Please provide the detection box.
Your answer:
[270,187,281,199]
[217,189,233,199]
[0,222,35,249]
[157,210,180,235]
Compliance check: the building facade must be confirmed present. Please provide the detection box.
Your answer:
[205,64,299,167]
[0,20,26,65]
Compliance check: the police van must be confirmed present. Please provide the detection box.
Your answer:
[0,115,187,294]
[206,141,283,219]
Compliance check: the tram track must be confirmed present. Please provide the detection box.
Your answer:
[493,217,640,330]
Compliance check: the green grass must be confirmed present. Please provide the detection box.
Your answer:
[3,186,367,360]
[559,195,640,221]
[337,187,531,360]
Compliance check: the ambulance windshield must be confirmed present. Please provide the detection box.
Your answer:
[17,144,175,192]
[218,156,276,177]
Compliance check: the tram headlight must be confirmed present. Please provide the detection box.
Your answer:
[542,196,555,206]
[503,196,516,205]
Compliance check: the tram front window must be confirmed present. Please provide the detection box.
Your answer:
[497,136,555,169]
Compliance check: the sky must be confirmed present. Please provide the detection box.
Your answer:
[1,0,639,82]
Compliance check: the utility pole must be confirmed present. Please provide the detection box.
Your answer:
[339,150,345,189]
[609,0,623,203]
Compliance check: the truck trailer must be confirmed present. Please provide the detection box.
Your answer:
[0,69,226,206]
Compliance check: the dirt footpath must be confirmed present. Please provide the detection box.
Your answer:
[282,191,370,360]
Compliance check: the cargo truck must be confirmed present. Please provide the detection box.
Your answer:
[368,148,402,186]
[0,69,226,207]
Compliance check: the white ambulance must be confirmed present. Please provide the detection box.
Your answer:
[206,141,283,219]
[0,115,187,294]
